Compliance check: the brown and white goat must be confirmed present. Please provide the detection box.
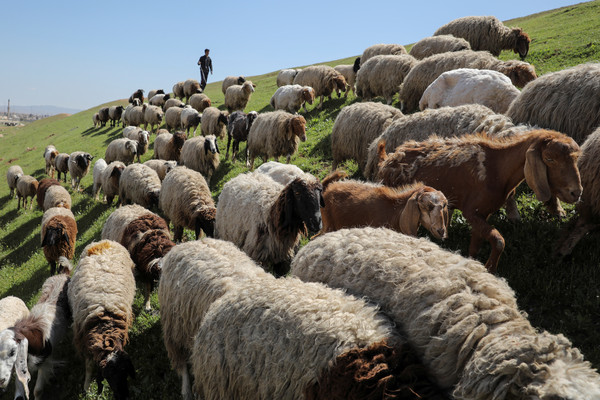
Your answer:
[376,129,582,272]
[318,170,449,239]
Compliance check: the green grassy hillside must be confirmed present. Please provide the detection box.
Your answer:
[1,1,600,398]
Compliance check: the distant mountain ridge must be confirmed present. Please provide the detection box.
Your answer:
[0,104,82,116]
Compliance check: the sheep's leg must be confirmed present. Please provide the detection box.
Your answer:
[318,95,324,109]
[286,154,291,164]
[173,225,184,243]
[465,212,504,273]
[504,191,521,222]
[34,364,52,400]
[50,260,56,275]
[144,281,152,312]
[179,365,193,400]
[84,358,94,393]
[544,196,566,217]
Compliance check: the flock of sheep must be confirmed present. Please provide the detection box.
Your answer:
[3,13,600,400]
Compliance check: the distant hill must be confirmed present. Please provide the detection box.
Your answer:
[0,104,81,116]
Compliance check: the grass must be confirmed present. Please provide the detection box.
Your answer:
[1,1,600,398]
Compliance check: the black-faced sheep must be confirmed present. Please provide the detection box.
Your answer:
[98,107,110,127]
[164,105,185,131]
[142,160,176,181]
[434,15,531,58]
[224,81,256,112]
[183,79,202,101]
[153,131,186,161]
[276,68,301,87]
[143,104,164,133]
[179,136,220,185]
[68,151,93,191]
[148,93,170,108]
[42,184,71,211]
[355,54,418,104]
[118,163,161,209]
[54,153,70,183]
[43,145,59,178]
[68,240,136,400]
[128,88,144,104]
[105,138,138,166]
[200,106,229,139]
[333,57,361,96]
[180,106,202,136]
[361,43,408,65]
[16,175,39,210]
[108,105,124,127]
[226,110,258,161]
[221,75,246,94]
[291,227,600,399]
[147,89,164,102]
[408,34,472,59]
[188,93,211,113]
[123,126,150,163]
[269,84,315,113]
[41,206,77,275]
[293,65,347,108]
[7,165,24,199]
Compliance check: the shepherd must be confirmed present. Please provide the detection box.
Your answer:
[198,48,213,90]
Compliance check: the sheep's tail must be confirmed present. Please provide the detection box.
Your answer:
[269,96,275,109]
[321,170,348,191]
[57,256,73,275]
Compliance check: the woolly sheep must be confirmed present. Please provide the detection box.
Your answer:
[147,89,164,102]
[159,166,216,241]
[399,49,537,112]
[148,93,170,108]
[164,105,184,131]
[153,131,186,161]
[16,175,39,210]
[54,153,70,183]
[355,54,418,104]
[36,178,61,210]
[108,105,124,127]
[101,204,151,244]
[105,138,138,166]
[224,81,256,112]
[180,106,202,136]
[200,107,229,139]
[221,75,245,94]
[269,84,316,113]
[255,160,319,187]
[43,184,71,211]
[143,159,176,181]
[361,43,408,65]
[293,65,347,108]
[331,101,403,171]
[420,68,520,114]
[276,68,300,87]
[143,104,164,133]
[172,81,185,100]
[121,104,145,127]
[183,79,202,101]
[43,145,59,178]
[93,112,100,128]
[118,163,161,209]
[6,165,24,199]
[68,151,94,191]
[163,97,185,112]
[434,15,531,58]
[408,34,472,59]
[188,93,211,113]
[94,160,126,204]
[128,88,144,104]
[179,135,220,185]
[68,240,136,399]
[92,159,107,200]
[41,206,77,274]
[97,107,110,127]
[123,126,150,163]
[291,227,600,399]
[246,110,307,169]
[0,296,28,332]
[226,110,258,161]
[333,57,361,96]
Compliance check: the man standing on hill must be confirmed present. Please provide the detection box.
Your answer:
[198,48,213,90]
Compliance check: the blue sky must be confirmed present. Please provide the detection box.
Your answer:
[0,0,583,111]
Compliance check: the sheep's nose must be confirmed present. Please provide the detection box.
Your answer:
[437,228,447,239]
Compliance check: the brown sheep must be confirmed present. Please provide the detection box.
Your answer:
[41,207,78,275]
[128,88,144,104]
[36,178,61,210]
[376,129,582,273]
[16,175,39,210]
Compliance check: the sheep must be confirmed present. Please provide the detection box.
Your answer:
[188,93,211,113]
[355,54,418,104]
[180,106,202,136]
[331,101,403,171]
[159,166,216,241]
[269,84,316,113]
[147,89,164,101]
[16,175,39,210]
[163,97,185,112]
[43,145,59,178]
[108,105,124,127]
[226,110,258,160]
[183,79,202,101]
[200,106,229,139]
[68,240,136,399]
[164,105,185,131]
[128,88,144,104]
[434,15,531,58]
[68,152,94,191]
[121,104,145,127]
[42,184,71,211]
[333,57,361,96]
[399,49,537,112]
[215,171,323,275]
[221,75,246,94]
[0,269,71,400]
[172,81,185,100]
[375,129,583,272]
[97,107,110,127]
[93,113,100,128]
[276,68,300,87]
[6,165,24,199]
[148,93,170,108]
[104,138,138,166]
[224,80,256,112]
[318,171,448,239]
[118,163,161,209]
[420,68,520,114]
[92,159,107,200]
[255,160,319,187]
[246,110,307,169]
[36,177,60,210]
[153,131,186,161]
[0,296,28,331]
[179,136,220,185]
[54,153,70,183]
[360,43,408,65]
[143,159,176,181]
[293,65,347,108]
[143,104,164,133]
[408,34,472,59]
[41,206,77,275]
[158,238,274,400]
[94,160,126,204]
[291,226,600,399]
[123,126,150,163]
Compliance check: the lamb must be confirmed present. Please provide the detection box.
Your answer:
[333,57,361,96]
[163,97,185,112]
[97,107,110,127]
[183,79,202,101]
[399,49,537,112]
[221,75,246,94]
[54,153,70,182]
[293,65,347,108]
[43,145,59,178]
[224,80,256,112]
[121,104,145,127]
[188,93,211,113]
[375,129,582,272]
[269,84,315,113]
[408,34,472,59]
[172,81,185,100]
[179,135,220,185]
[215,171,323,275]
[143,159,176,181]
[147,89,164,101]
[0,296,28,331]
[434,15,531,58]
[355,54,418,104]
[291,227,600,399]
[200,107,229,139]
[16,175,39,210]
[148,93,170,108]
[108,105,124,127]
[123,126,150,162]
[330,101,403,171]
[153,131,186,161]
[226,110,258,160]
[159,166,216,241]
[419,68,520,114]
[180,106,202,136]
[246,110,307,169]
[41,206,77,274]
[36,178,61,209]
[118,163,161,208]
[68,240,136,399]
[276,68,300,87]
[104,138,138,165]
[361,43,408,65]
[143,104,164,133]
[318,171,448,239]
[42,184,71,211]
[164,105,185,131]
[6,165,24,198]
[128,88,144,104]
[94,160,126,204]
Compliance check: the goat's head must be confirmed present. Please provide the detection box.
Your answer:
[204,135,219,155]
[0,329,30,399]
[512,28,531,59]
[194,206,216,239]
[288,115,307,142]
[400,186,449,240]
[525,134,582,205]
[281,178,324,234]
[100,349,135,400]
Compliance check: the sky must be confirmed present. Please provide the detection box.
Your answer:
[0,0,583,112]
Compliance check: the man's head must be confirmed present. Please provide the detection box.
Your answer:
[205,49,210,55]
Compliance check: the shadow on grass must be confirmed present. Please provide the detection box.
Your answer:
[0,207,19,228]
[2,264,50,300]
[75,202,111,239]
[0,214,40,249]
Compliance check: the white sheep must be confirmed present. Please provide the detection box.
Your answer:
[43,145,59,178]
[172,81,185,99]
[163,97,185,112]
[408,34,472,59]
[269,84,315,113]
[200,107,229,139]
[419,68,520,114]
[123,126,150,163]
[188,93,211,113]
[6,165,24,199]
[276,68,301,87]
[92,158,107,200]
[68,151,93,191]
[16,175,39,210]
[293,65,347,108]
[104,138,138,165]
[333,57,361,96]
[254,160,317,186]
[143,159,176,181]
[0,296,28,331]
[92,112,100,128]
[143,104,164,133]
[224,81,256,112]
[121,104,145,127]
[355,54,418,104]
[94,160,126,204]
[153,131,187,161]
[148,93,169,108]
[118,163,161,208]
[147,89,165,102]
[180,106,202,136]
[183,79,202,100]
[42,184,71,211]
[164,105,184,131]
[178,135,220,185]
[360,43,408,65]
[221,75,246,94]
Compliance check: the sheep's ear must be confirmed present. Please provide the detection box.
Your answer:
[524,143,551,202]
[318,189,325,208]
[15,337,31,400]
[215,141,220,154]
[204,140,210,156]
[399,192,421,236]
